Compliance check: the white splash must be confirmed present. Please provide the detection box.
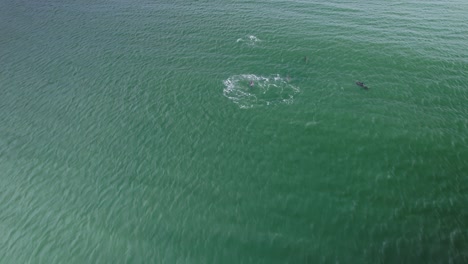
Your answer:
[223,74,300,109]
[236,35,262,46]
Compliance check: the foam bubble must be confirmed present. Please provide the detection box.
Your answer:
[223,74,300,109]
[236,35,261,46]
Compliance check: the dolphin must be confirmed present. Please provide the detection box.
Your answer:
[356,81,368,90]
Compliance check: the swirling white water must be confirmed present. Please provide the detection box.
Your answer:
[223,74,300,108]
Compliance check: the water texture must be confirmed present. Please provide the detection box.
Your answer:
[1,0,467,263]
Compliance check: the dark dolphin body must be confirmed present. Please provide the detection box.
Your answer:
[356,81,368,90]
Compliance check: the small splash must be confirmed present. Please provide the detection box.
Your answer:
[306,121,320,127]
[236,35,261,46]
[223,74,300,109]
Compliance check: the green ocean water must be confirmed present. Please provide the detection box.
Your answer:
[1,0,468,263]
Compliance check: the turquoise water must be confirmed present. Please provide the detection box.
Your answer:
[1,0,467,263]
